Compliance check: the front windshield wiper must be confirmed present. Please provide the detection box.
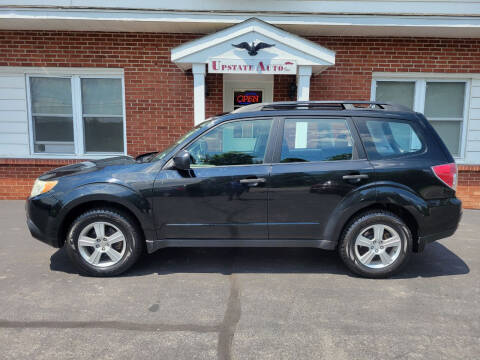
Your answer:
[135,151,159,163]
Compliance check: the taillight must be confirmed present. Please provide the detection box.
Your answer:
[432,163,457,190]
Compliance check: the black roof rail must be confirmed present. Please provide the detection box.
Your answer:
[232,101,412,113]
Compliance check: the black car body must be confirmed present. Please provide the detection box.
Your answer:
[26,101,462,277]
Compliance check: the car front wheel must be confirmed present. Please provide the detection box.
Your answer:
[65,208,143,277]
[339,211,412,278]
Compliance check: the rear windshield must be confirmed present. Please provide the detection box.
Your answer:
[355,118,425,160]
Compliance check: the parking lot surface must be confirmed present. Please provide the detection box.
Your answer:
[0,200,479,359]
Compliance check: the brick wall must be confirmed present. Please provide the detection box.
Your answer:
[273,75,296,102]
[457,165,480,209]
[0,158,80,200]
[309,37,480,100]
[0,31,480,207]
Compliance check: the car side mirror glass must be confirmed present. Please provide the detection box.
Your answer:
[173,149,191,170]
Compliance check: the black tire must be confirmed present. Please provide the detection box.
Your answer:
[339,211,412,278]
[65,208,143,277]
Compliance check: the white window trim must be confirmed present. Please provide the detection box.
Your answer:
[24,69,127,160]
[371,75,471,161]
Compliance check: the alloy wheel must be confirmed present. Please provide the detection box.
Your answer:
[77,221,126,268]
[354,224,402,269]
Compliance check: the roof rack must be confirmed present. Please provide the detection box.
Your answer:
[232,101,412,113]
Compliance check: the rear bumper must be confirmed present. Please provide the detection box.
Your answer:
[417,226,459,252]
[416,197,462,252]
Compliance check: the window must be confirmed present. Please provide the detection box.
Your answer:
[280,118,354,163]
[356,119,424,159]
[185,119,272,166]
[29,77,74,153]
[372,78,467,157]
[28,75,125,156]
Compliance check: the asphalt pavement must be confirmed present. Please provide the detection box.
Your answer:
[0,200,478,359]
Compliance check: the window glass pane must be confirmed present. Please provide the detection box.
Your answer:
[358,119,424,159]
[84,117,124,153]
[30,77,74,153]
[280,118,353,162]
[388,122,422,152]
[430,120,461,156]
[82,78,123,115]
[375,81,415,109]
[424,82,465,118]
[34,116,74,142]
[30,77,73,114]
[186,119,272,166]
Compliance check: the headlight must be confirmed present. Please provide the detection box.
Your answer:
[30,179,58,197]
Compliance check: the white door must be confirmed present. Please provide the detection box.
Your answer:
[223,74,274,112]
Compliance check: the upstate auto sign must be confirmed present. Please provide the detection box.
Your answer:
[208,58,297,74]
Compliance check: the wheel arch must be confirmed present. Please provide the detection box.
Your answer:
[324,185,428,253]
[55,183,155,247]
[57,199,148,248]
[336,203,420,252]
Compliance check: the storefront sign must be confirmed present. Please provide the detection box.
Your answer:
[208,58,297,74]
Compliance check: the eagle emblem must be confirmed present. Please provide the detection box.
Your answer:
[232,42,275,56]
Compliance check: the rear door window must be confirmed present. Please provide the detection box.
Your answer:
[280,118,354,163]
[355,118,424,160]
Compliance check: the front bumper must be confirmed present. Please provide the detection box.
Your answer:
[25,194,62,248]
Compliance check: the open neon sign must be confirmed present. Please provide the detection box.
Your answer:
[234,91,263,106]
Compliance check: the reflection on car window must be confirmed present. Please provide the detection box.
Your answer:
[363,119,423,159]
[280,118,354,163]
[185,119,272,166]
[151,119,215,162]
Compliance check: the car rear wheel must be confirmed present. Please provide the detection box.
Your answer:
[65,208,143,277]
[339,211,412,278]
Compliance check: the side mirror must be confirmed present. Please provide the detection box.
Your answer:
[173,149,191,170]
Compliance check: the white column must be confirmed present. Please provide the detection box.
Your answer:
[297,65,312,101]
[192,63,206,125]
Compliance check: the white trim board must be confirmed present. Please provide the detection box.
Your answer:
[4,7,480,37]
[372,72,480,80]
[3,1,480,16]
[0,67,124,76]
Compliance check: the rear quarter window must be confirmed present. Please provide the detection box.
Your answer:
[355,118,425,160]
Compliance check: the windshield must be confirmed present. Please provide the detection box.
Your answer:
[150,118,216,162]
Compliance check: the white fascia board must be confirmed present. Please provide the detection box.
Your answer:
[0,8,480,35]
[171,18,335,66]
[0,66,124,76]
[3,1,480,16]
[372,72,480,80]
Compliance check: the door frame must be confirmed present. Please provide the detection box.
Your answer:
[223,74,274,112]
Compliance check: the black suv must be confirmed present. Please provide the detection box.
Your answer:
[26,101,462,278]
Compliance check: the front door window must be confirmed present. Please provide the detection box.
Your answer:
[185,118,273,166]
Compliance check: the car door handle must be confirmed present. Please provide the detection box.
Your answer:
[342,174,369,180]
[239,178,266,184]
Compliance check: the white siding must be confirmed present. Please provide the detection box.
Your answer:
[466,79,480,164]
[0,74,30,157]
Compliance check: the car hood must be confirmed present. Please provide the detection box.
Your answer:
[39,156,137,181]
